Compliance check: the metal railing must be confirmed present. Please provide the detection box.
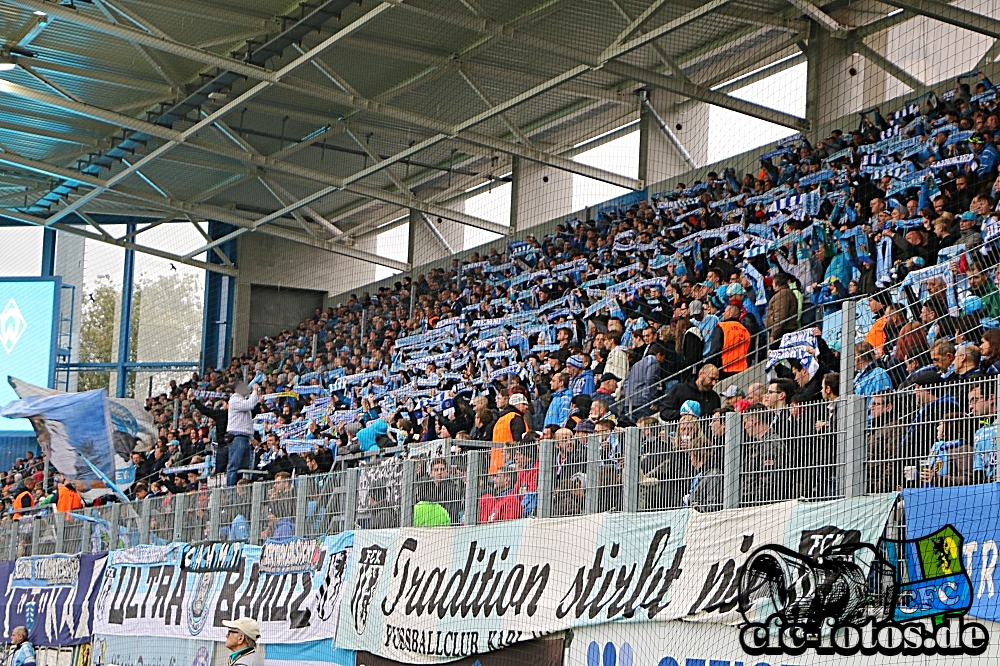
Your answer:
[5,398,952,554]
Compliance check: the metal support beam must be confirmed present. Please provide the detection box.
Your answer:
[115,221,136,398]
[420,211,456,255]
[0,147,440,268]
[603,61,810,131]
[31,2,394,228]
[784,0,847,34]
[675,53,806,112]
[1,207,238,276]
[641,98,697,169]
[851,9,913,40]
[879,0,1000,39]
[40,228,55,276]
[3,0,279,80]
[851,39,924,92]
[601,0,740,61]
[613,0,671,44]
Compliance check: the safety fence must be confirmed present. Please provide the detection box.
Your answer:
[8,381,997,558]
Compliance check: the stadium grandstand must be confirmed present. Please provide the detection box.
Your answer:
[1,0,1000,664]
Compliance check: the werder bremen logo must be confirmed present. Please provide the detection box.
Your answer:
[0,298,27,354]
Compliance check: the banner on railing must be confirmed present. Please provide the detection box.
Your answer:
[335,495,897,662]
[267,639,357,666]
[357,638,565,666]
[904,486,1000,624]
[92,533,353,643]
[0,553,106,646]
[90,634,215,666]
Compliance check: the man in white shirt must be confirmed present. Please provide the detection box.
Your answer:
[227,379,259,487]
[603,331,629,400]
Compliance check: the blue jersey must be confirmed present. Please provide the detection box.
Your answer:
[10,642,35,666]
[973,423,998,479]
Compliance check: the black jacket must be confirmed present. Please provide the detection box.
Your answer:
[660,381,721,421]
[193,398,228,441]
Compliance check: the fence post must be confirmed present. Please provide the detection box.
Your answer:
[723,411,743,509]
[208,488,222,540]
[7,521,17,560]
[249,482,265,545]
[400,459,415,527]
[109,503,121,550]
[622,427,640,513]
[30,518,40,556]
[172,493,186,542]
[54,514,65,553]
[343,468,359,530]
[584,433,601,514]
[839,299,857,397]
[80,508,94,553]
[839,394,867,498]
[294,476,310,537]
[464,452,481,526]
[537,440,554,518]
[139,499,151,544]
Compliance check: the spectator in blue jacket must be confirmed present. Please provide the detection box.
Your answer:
[544,372,574,428]
[9,627,35,666]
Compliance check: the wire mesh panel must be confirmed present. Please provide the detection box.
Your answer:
[638,418,724,513]
[867,376,999,493]
[298,472,347,538]
[411,453,468,527]
[60,514,87,554]
[355,457,402,530]
[551,433,590,518]
[740,399,845,507]
[145,494,177,546]
[259,476,296,541]
[179,489,212,543]
[218,483,253,542]
[30,513,58,555]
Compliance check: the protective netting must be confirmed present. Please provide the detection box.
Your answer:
[2,0,1000,665]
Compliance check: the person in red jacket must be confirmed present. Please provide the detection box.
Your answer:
[479,469,522,523]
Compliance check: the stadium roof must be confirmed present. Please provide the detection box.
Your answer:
[0,0,992,272]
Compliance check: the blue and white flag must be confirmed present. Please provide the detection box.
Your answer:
[0,389,116,482]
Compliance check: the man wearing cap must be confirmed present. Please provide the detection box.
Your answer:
[594,372,619,399]
[970,133,999,183]
[958,211,983,250]
[567,354,595,397]
[224,617,263,666]
[688,300,718,357]
[492,393,529,444]
[720,385,744,408]
[602,332,629,399]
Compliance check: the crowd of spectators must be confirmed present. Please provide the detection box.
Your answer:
[44,73,1000,524]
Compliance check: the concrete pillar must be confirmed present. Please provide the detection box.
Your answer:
[806,25,866,131]
[54,231,84,392]
[862,30,891,111]
[232,232,383,352]
[509,155,573,236]
[638,89,709,189]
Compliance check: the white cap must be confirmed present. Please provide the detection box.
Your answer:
[509,393,528,406]
[223,617,261,641]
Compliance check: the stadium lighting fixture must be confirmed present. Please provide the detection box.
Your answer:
[32,10,46,15]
